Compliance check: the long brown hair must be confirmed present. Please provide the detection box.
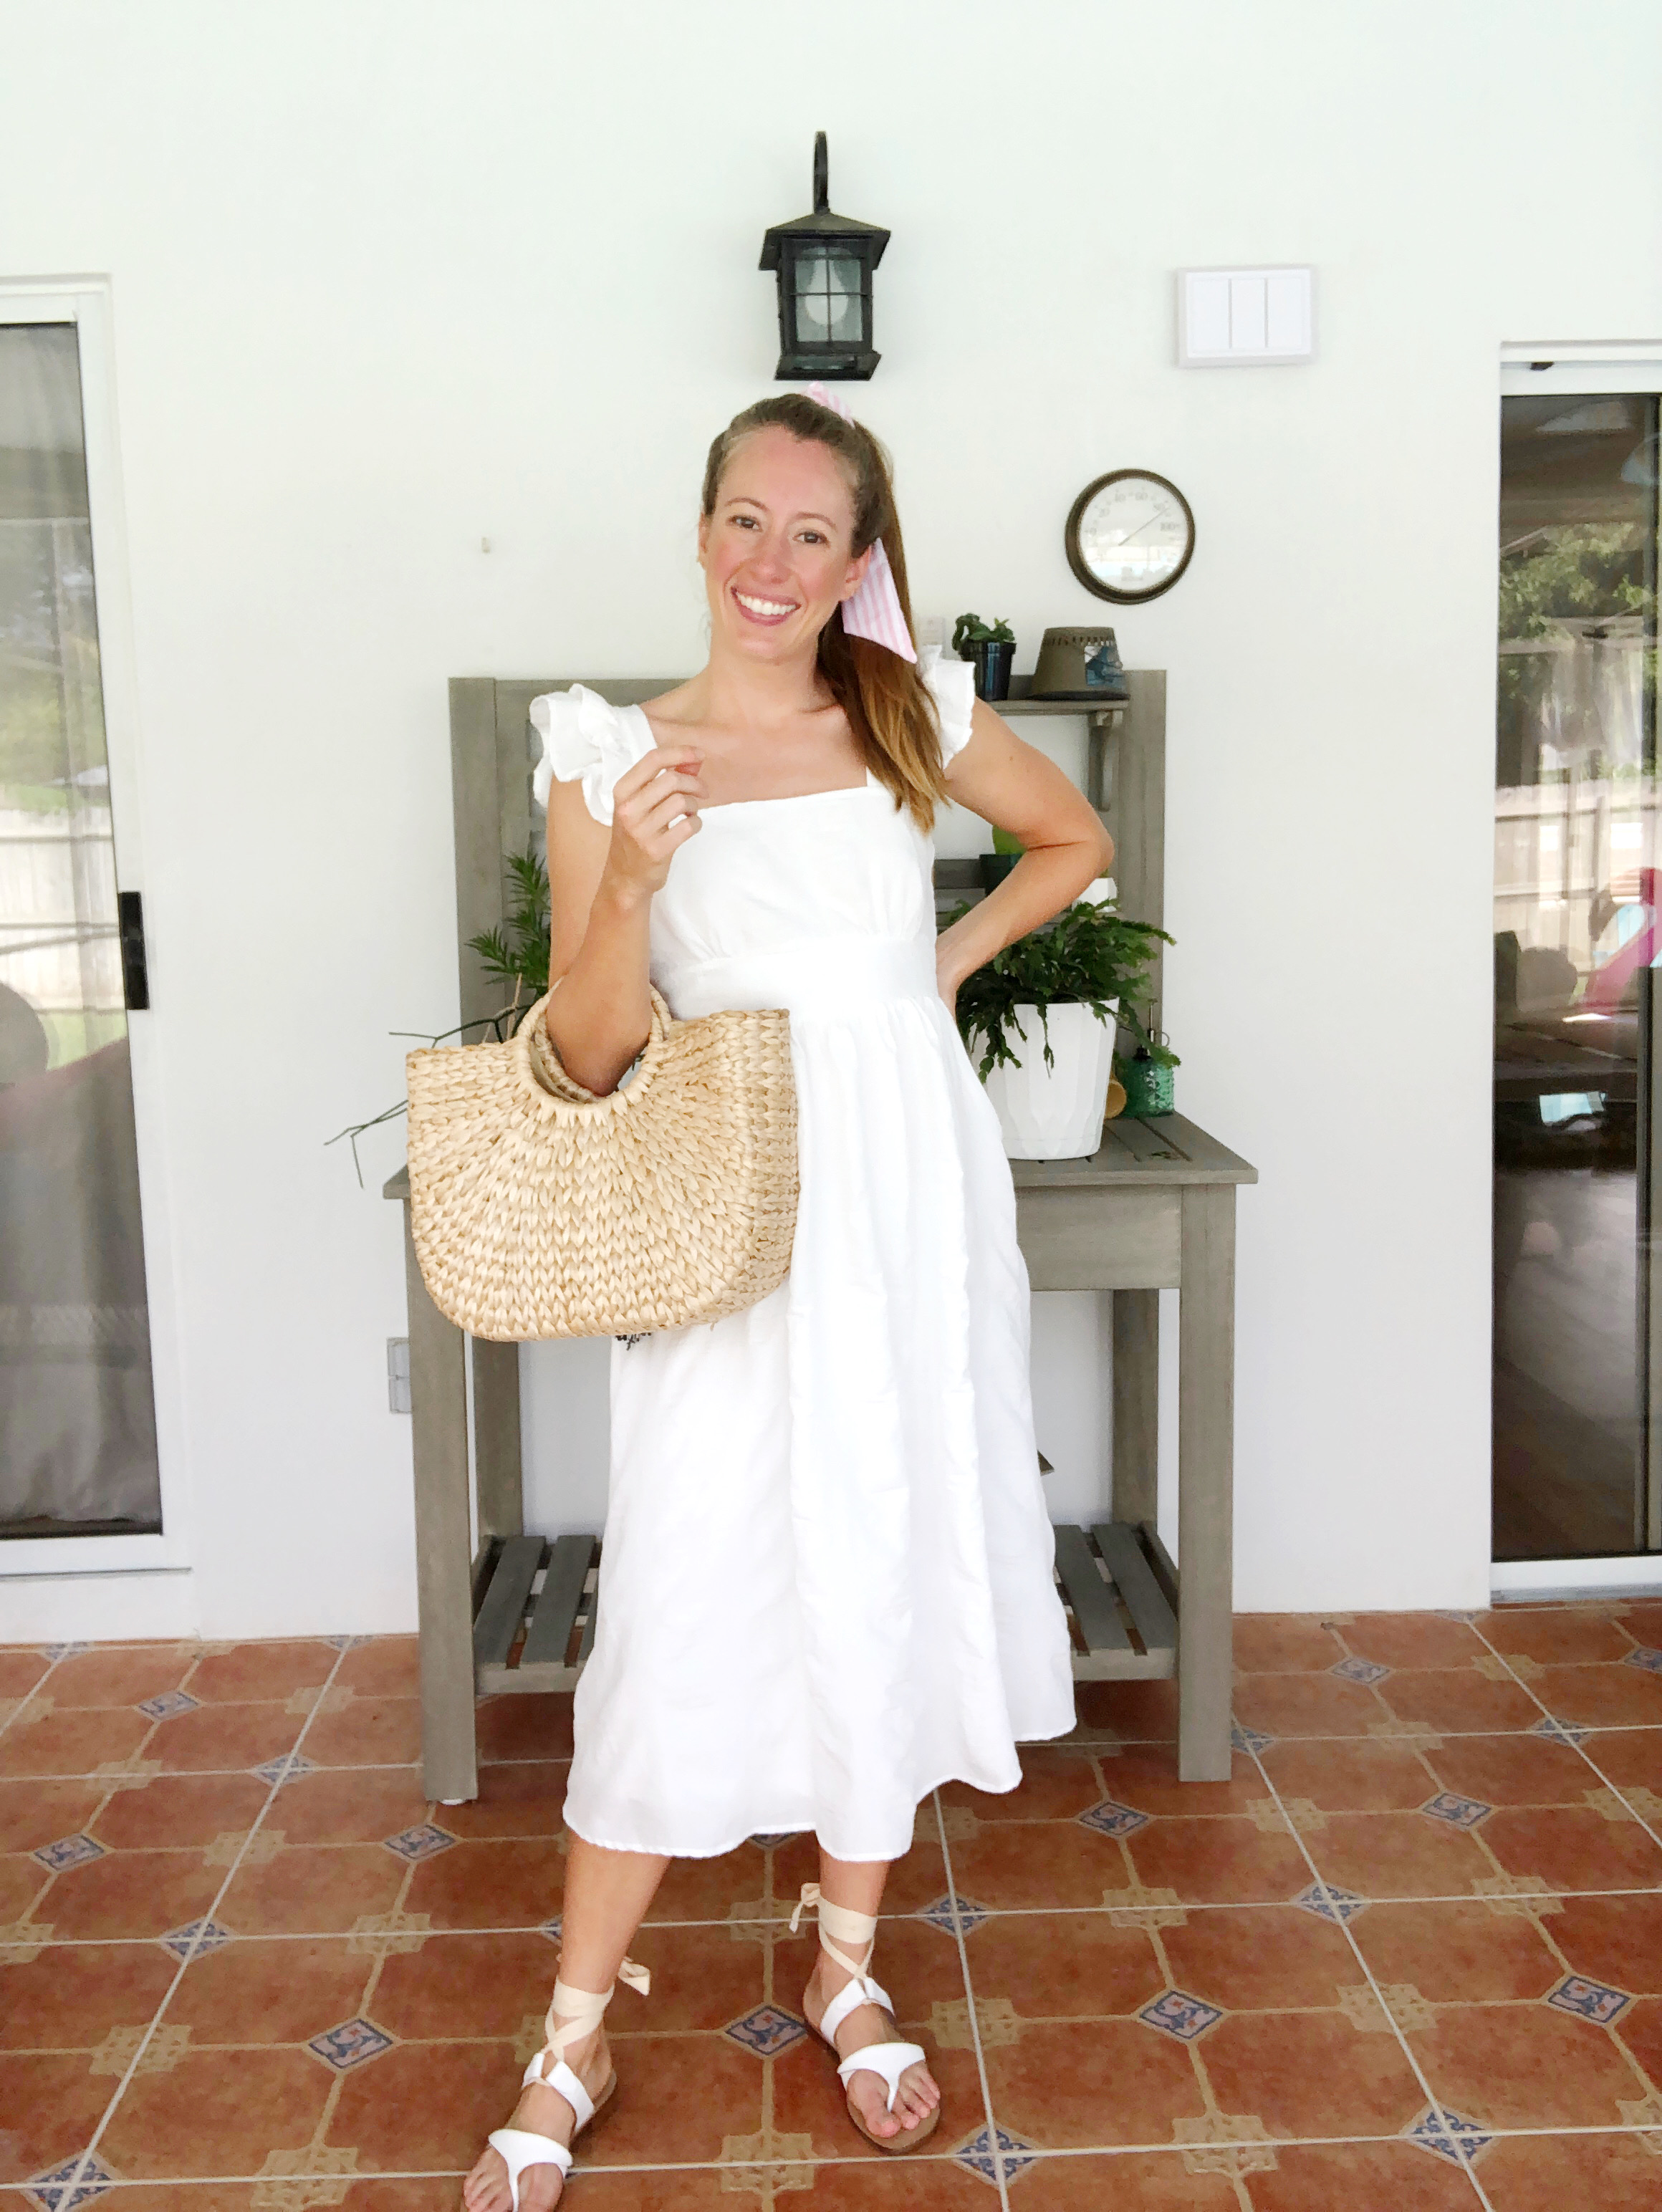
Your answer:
[701,393,946,830]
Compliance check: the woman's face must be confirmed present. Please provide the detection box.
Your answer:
[698,425,870,661]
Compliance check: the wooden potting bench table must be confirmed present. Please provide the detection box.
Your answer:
[386,1110,1253,1801]
[385,667,1255,1802]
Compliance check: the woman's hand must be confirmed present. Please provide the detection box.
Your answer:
[603,746,706,897]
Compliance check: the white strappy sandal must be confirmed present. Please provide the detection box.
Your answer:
[484,1956,649,2209]
[792,1883,940,2153]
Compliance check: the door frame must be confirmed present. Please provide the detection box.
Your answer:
[0,277,193,1585]
[1493,342,1662,1598]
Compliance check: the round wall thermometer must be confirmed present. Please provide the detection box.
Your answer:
[1066,470,1196,605]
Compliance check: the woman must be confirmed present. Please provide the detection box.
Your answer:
[465,390,1110,2212]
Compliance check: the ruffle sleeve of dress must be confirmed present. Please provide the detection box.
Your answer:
[918,645,977,763]
[529,686,655,824]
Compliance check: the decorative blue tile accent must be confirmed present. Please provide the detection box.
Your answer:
[1330,1655,1390,1686]
[253,1751,317,1787]
[1293,1883,1368,1925]
[1138,1989,1225,2042]
[1532,1716,1589,1746]
[920,1893,991,1936]
[307,2016,395,2070]
[747,1831,799,1849]
[1406,2105,1494,2163]
[1421,1792,1492,1831]
[1434,1609,1479,1624]
[723,2004,807,2057]
[383,1822,456,1862]
[32,1833,106,1872]
[324,1634,370,1651]
[1231,1722,1274,1755]
[135,1689,201,1721]
[1547,1973,1633,2026]
[23,2153,114,2209]
[158,1918,234,1961]
[539,1915,564,1943]
[954,2125,1038,2185]
[1625,1646,1662,1674]
[1078,1799,1151,1840]
[42,1643,91,1663]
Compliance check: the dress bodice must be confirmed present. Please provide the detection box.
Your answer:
[530,653,976,1021]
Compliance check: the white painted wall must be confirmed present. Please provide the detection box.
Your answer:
[5,0,1660,1636]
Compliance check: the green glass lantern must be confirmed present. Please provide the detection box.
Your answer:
[760,133,889,382]
[1121,1051,1176,1120]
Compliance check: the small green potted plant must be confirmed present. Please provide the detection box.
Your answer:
[946,885,1173,1158]
[953,611,1016,701]
[1119,1014,1181,1120]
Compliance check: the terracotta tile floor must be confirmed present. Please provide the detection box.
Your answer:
[5,1604,1662,2207]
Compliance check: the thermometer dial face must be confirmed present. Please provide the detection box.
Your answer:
[1067,471,1196,604]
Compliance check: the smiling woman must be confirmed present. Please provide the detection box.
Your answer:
[466,390,1110,2212]
[696,391,947,822]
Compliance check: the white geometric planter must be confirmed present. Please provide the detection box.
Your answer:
[981,1000,1118,1160]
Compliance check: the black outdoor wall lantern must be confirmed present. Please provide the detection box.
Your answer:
[760,132,890,382]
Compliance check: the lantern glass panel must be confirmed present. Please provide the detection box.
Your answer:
[792,250,865,345]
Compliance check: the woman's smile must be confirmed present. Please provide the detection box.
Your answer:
[731,585,803,625]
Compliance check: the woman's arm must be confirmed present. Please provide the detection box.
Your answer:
[934,697,1114,1009]
[543,744,706,1095]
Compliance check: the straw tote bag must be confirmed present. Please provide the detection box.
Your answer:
[405,990,797,1341]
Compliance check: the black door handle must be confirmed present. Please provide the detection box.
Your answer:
[118,890,150,1011]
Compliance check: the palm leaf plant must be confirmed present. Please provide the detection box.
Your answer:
[466,845,551,1024]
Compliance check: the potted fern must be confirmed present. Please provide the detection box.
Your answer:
[946,885,1173,1158]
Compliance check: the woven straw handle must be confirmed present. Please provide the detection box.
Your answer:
[518,989,671,1106]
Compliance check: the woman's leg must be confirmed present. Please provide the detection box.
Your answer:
[463,1839,669,2212]
[802,1851,941,2142]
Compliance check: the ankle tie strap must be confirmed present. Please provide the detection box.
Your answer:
[790,1882,878,1981]
[531,1954,650,2084]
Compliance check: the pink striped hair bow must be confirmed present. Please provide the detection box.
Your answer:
[805,382,917,663]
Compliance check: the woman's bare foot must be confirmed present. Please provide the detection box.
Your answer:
[460,2022,612,2211]
[802,1953,941,2142]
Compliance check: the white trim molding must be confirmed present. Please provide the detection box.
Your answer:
[1492,1556,1662,1603]
[0,1567,197,1643]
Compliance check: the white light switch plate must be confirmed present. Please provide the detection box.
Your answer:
[1178,267,1315,367]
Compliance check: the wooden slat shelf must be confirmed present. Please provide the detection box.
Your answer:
[475,1531,600,1694]
[469,1519,1179,1694]
[995,674,1129,718]
[1014,1117,1257,1189]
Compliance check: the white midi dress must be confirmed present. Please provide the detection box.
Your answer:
[531,651,1075,1863]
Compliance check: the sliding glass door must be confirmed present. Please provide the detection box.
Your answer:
[0,316,161,1537]
[1494,376,1661,1560]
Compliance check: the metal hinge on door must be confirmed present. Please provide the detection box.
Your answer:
[117,890,150,1010]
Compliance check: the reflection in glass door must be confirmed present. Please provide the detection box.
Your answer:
[1494,388,1660,1559]
[0,319,161,1536]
